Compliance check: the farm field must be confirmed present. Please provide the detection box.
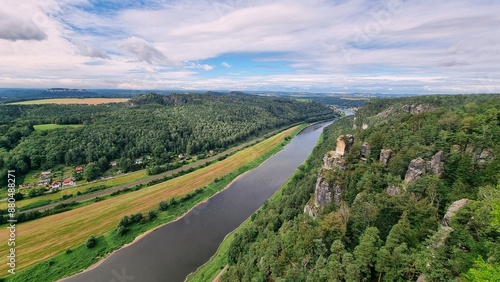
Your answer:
[33,124,84,131]
[0,126,298,274]
[0,170,147,210]
[11,98,129,105]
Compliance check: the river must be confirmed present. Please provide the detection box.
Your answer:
[62,121,332,282]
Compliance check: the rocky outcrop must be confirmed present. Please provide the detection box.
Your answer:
[474,148,493,166]
[335,135,354,157]
[360,142,370,160]
[376,107,394,119]
[306,134,353,217]
[404,151,445,186]
[323,151,347,170]
[404,157,426,186]
[362,123,368,130]
[418,199,469,281]
[402,104,435,114]
[428,151,445,176]
[442,198,469,227]
[386,185,401,196]
[314,176,332,207]
[379,149,392,165]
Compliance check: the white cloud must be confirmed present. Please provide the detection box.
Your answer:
[0,0,499,93]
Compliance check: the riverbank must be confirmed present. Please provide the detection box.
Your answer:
[1,124,306,282]
[186,122,331,282]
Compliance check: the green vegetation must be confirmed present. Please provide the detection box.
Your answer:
[2,124,306,282]
[0,92,336,186]
[33,124,84,131]
[197,94,500,282]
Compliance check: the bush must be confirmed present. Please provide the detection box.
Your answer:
[130,212,143,223]
[117,225,128,236]
[119,215,130,227]
[86,236,97,248]
[159,200,169,211]
[148,209,157,220]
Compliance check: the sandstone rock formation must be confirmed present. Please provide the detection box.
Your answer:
[379,149,392,165]
[335,134,354,157]
[402,104,435,114]
[428,151,445,176]
[404,157,426,186]
[386,185,401,196]
[360,142,371,160]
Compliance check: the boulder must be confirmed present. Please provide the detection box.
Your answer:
[304,203,318,218]
[379,149,392,165]
[404,157,426,186]
[428,151,445,176]
[475,148,493,166]
[362,123,369,129]
[376,107,394,119]
[323,151,347,170]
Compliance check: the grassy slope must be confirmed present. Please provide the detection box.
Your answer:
[10,98,129,105]
[0,125,300,278]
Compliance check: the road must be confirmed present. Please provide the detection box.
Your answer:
[20,126,294,214]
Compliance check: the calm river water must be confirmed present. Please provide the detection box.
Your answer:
[62,121,332,282]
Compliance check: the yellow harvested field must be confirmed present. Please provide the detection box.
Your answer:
[0,126,297,273]
[11,98,129,105]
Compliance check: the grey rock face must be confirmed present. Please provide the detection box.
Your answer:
[428,151,445,176]
[386,185,401,196]
[314,176,332,207]
[360,142,371,160]
[404,157,426,186]
[402,104,435,114]
[380,149,392,165]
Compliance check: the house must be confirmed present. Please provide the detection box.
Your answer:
[62,178,76,187]
[75,166,84,173]
[209,150,215,155]
[110,161,118,167]
[37,179,50,186]
[40,170,51,179]
[51,181,61,189]
[19,183,34,189]
[135,158,143,164]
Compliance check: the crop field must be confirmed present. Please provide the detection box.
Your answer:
[11,98,129,105]
[0,126,297,274]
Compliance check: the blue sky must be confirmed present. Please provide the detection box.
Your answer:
[0,0,499,93]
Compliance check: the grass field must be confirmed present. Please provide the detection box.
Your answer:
[11,98,129,105]
[33,124,84,131]
[0,126,298,275]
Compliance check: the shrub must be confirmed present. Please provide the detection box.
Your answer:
[148,209,157,220]
[86,236,97,248]
[159,200,169,211]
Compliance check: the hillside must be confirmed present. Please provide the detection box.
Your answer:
[0,93,337,184]
[219,94,500,281]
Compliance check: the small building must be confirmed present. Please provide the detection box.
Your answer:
[41,170,51,176]
[135,158,143,164]
[178,154,185,159]
[75,166,84,173]
[62,178,76,187]
[209,150,215,155]
[37,179,50,186]
[110,161,118,167]
[19,183,35,189]
[51,181,61,189]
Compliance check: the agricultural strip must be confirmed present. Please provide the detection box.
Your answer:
[0,125,299,276]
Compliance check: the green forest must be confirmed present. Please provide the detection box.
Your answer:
[0,92,336,184]
[220,94,500,281]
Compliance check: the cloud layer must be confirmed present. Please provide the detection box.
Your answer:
[0,0,499,93]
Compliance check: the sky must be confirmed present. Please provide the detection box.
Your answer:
[0,0,499,94]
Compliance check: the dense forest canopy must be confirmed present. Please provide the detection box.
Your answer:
[221,94,500,281]
[0,92,337,184]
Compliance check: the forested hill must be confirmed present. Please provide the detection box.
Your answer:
[221,94,500,281]
[0,93,337,182]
